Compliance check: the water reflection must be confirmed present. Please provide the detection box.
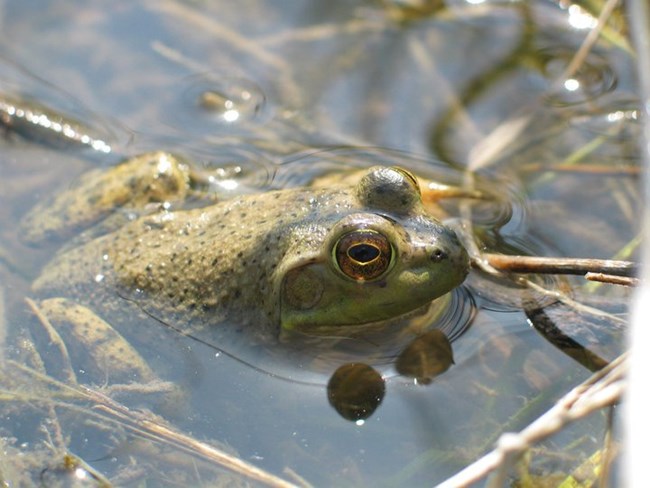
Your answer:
[540,48,618,107]
[0,93,112,153]
[566,4,598,30]
[0,0,635,485]
[196,285,476,389]
[177,143,277,199]
[327,363,385,421]
[168,73,269,136]
[0,55,129,157]
[395,329,454,384]
[525,295,627,372]
[568,95,640,136]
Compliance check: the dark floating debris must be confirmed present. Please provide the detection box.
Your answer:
[327,363,385,421]
[395,329,454,385]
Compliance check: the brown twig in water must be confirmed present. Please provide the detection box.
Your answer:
[84,387,304,488]
[585,272,640,286]
[482,253,637,278]
[436,353,627,488]
[3,360,302,488]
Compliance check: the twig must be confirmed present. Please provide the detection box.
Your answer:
[452,223,628,325]
[83,387,301,488]
[598,407,617,488]
[559,0,621,85]
[585,272,640,286]
[283,467,314,488]
[482,254,637,277]
[435,353,627,488]
[4,360,302,488]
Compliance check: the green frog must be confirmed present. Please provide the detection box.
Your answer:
[22,151,470,383]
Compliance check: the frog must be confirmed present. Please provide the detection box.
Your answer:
[21,151,470,385]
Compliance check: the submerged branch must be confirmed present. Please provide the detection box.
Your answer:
[435,353,627,488]
[4,361,303,488]
[482,254,638,278]
[585,272,640,286]
[85,386,305,488]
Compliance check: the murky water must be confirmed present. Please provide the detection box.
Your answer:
[0,1,637,486]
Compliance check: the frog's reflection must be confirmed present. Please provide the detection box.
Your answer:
[327,330,454,421]
[395,329,454,385]
[327,363,385,421]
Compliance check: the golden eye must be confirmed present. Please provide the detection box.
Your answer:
[334,230,393,281]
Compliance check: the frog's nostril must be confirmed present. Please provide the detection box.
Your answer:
[430,248,447,263]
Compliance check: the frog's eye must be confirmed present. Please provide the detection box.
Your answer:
[334,230,393,281]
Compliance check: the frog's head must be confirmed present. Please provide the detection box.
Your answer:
[274,166,469,339]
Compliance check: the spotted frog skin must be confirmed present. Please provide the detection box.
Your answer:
[24,152,469,378]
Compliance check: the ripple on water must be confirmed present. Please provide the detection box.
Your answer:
[567,94,640,137]
[177,142,277,199]
[165,72,269,137]
[193,284,478,388]
[275,146,517,216]
[536,47,618,107]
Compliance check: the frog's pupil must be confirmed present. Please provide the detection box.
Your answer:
[348,244,380,263]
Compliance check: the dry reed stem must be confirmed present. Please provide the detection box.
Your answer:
[89,392,305,488]
[585,272,640,286]
[3,360,303,488]
[436,353,627,488]
[483,254,637,277]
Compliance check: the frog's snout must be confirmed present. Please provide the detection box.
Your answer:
[431,227,470,277]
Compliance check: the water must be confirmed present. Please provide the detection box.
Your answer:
[0,1,636,486]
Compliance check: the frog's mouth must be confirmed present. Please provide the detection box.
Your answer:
[278,293,452,344]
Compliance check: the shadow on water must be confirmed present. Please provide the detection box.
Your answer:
[0,0,636,485]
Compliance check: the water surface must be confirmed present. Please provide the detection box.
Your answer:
[0,1,636,485]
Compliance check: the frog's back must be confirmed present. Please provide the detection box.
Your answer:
[32,185,353,333]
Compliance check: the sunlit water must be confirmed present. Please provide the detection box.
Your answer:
[0,1,636,485]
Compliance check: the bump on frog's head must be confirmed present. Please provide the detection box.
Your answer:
[356,166,422,215]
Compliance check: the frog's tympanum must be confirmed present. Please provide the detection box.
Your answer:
[25,152,469,378]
